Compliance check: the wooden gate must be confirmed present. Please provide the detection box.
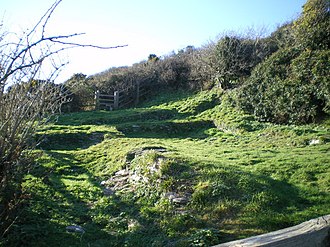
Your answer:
[95,82,151,110]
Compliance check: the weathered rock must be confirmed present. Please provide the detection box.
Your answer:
[130,173,142,182]
[112,175,129,183]
[175,208,189,215]
[118,185,134,193]
[99,149,194,204]
[164,192,190,205]
[164,192,177,200]
[172,197,189,204]
[149,157,165,174]
[115,169,129,176]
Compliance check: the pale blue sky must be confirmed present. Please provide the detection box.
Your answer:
[2,0,306,82]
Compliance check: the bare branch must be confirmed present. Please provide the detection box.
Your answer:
[28,0,62,38]
[49,38,128,49]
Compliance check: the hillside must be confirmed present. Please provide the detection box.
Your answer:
[4,89,329,246]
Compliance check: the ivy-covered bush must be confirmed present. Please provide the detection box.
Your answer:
[236,0,329,124]
[293,0,330,50]
[63,73,96,112]
[238,48,329,124]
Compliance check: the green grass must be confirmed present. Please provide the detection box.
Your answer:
[3,88,330,246]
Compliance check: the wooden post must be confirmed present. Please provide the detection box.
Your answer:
[95,90,100,110]
[114,91,119,109]
[214,214,330,247]
[135,81,140,106]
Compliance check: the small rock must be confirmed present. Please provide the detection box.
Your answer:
[175,208,189,215]
[309,139,320,145]
[172,197,189,204]
[128,219,141,231]
[164,192,177,200]
[66,225,85,233]
[115,169,129,176]
[112,176,129,182]
[115,183,131,192]
[130,173,142,182]
[149,159,163,173]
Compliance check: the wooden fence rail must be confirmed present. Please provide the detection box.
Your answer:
[214,214,330,247]
[95,82,151,110]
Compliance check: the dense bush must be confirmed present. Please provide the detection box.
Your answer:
[293,0,330,50]
[63,73,96,112]
[238,48,329,124]
[213,35,277,89]
[158,51,192,89]
[269,22,295,49]
[237,0,330,124]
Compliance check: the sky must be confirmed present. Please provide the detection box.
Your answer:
[2,0,307,83]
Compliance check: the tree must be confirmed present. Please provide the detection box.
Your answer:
[186,44,217,90]
[213,33,276,89]
[0,0,125,236]
[158,51,191,89]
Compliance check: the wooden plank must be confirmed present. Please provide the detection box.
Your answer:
[113,91,119,109]
[99,97,114,101]
[213,215,330,247]
[95,90,100,110]
[99,99,114,103]
[96,81,156,110]
[99,98,114,101]
[98,94,114,98]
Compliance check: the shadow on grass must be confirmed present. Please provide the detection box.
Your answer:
[191,163,314,243]
[4,151,172,247]
[57,108,189,126]
[38,119,216,151]
[38,131,106,151]
[49,107,216,141]
[117,119,216,139]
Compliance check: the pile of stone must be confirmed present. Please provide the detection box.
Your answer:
[99,147,191,207]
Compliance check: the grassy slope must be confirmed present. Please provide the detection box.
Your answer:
[5,89,330,246]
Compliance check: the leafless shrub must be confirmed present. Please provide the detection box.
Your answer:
[0,0,125,236]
